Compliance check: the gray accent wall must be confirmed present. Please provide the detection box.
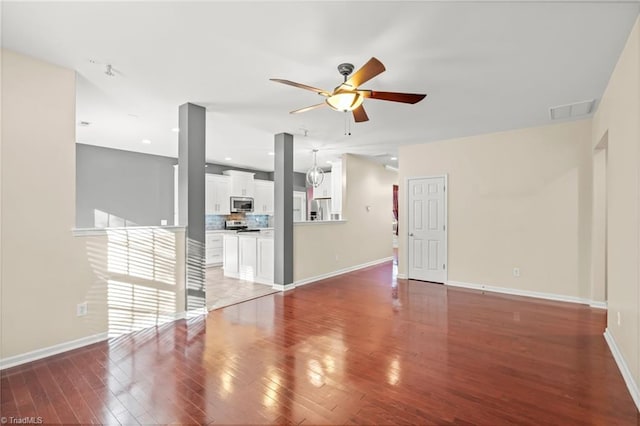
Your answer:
[76,144,308,228]
[269,171,307,192]
[76,144,176,228]
[206,163,271,180]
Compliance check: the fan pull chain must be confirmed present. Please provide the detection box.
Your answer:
[344,111,351,136]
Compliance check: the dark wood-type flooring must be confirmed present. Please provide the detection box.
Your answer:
[1,260,638,424]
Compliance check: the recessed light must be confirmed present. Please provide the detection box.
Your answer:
[326,160,333,164]
[268,152,275,156]
[225,157,232,161]
[171,127,180,132]
[142,139,151,144]
[390,156,397,161]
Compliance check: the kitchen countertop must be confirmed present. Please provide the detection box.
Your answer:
[294,220,347,226]
[207,228,272,233]
[223,230,273,238]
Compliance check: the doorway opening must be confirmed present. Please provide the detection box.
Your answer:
[393,184,399,263]
[591,132,608,305]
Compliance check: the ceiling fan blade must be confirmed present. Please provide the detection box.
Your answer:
[270,79,330,97]
[290,103,326,114]
[343,57,386,89]
[352,105,369,122]
[360,90,426,104]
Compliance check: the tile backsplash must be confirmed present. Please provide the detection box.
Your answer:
[246,215,270,228]
[205,214,271,230]
[205,215,226,230]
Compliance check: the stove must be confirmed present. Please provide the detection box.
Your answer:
[225,220,247,230]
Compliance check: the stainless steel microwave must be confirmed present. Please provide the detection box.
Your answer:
[230,197,254,213]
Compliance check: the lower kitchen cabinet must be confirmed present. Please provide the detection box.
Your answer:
[256,238,274,282]
[223,234,239,274]
[238,236,257,280]
[206,232,224,266]
[223,233,273,285]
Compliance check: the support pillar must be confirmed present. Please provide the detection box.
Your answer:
[274,133,294,290]
[178,103,206,311]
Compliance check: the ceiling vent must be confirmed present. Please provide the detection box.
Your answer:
[549,99,595,120]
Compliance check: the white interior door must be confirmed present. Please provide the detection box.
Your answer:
[408,176,447,283]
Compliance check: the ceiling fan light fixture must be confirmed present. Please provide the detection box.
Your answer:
[325,91,364,112]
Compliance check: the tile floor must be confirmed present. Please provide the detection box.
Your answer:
[205,266,277,311]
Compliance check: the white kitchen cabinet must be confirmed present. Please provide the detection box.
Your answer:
[293,191,307,221]
[206,232,224,266]
[312,172,332,199]
[256,237,274,282]
[223,234,239,275]
[206,174,231,215]
[223,170,254,198]
[330,159,342,216]
[223,232,273,285]
[252,180,274,215]
[238,235,257,280]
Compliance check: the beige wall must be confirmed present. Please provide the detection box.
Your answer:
[294,154,397,282]
[398,120,593,299]
[1,50,186,361]
[1,49,101,358]
[592,16,640,389]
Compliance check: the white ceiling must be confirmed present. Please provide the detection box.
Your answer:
[3,1,639,172]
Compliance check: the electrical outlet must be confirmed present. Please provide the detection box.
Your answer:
[513,267,520,277]
[160,219,168,226]
[77,302,88,317]
[617,311,621,326]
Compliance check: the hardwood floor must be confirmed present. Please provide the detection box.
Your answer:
[1,260,638,425]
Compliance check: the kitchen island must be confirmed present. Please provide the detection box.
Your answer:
[223,230,274,285]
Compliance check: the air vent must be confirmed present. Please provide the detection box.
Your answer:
[549,99,595,120]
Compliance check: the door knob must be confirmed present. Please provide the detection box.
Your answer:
[409,233,414,237]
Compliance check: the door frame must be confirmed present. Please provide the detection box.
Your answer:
[405,174,448,283]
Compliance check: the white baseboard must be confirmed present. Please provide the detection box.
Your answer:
[604,328,640,412]
[272,283,295,292]
[294,257,394,288]
[589,300,608,309]
[446,280,603,307]
[397,273,407,279]
[0,332,109,371]
[0,308,203,370]
[183,308,208,319]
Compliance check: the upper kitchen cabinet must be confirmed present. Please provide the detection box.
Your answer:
[206,174,231,215]
[312,172,332,199]
[252,180,274,215]
[223,170,254,198]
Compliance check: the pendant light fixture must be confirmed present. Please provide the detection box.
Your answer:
[306,149,324,188]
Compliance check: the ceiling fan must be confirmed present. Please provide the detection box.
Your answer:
[270,57,426,123]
